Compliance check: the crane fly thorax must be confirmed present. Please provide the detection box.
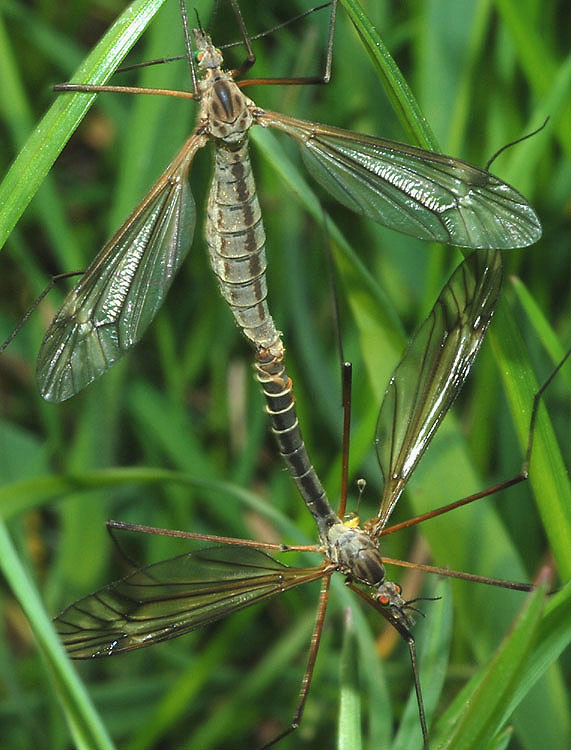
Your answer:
[200,77,254,145]
[194,30,255,147]
[327,524,413,627]
[326,522,385,586]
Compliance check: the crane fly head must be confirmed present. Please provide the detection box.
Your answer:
[192,30,223,71]
[376,580,416,629]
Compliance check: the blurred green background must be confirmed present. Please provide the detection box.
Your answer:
[0,1,569,748]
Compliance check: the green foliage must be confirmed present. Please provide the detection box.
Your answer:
[0,1,569,749]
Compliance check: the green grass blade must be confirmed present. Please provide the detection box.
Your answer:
[509,276,571,371]
[393,578,452,749]
[490,309,571,581]
[338,607,363,750]
[0,0,166,249]
[339,0,439,150]
[0,520,114,750]
[433,576,570,750]
[0,2,567,748]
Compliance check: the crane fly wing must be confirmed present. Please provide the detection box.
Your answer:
[37,132,209,403]
[54,546,324,658]
[258,112,541,249]
[372,250,503,532]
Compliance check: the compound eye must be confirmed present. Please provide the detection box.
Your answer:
[378,594,390,606]
[394,583,402,595]
[194,50,204,63]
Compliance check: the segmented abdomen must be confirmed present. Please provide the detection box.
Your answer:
[206,143,283,358]
[255,349,339,539]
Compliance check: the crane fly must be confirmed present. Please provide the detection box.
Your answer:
[55,251,557,749]
[37,0,541,402]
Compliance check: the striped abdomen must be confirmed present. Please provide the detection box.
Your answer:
[206,143,283,359]
[255,349,339,539]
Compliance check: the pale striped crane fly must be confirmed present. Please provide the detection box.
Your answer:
[37,0,541,401]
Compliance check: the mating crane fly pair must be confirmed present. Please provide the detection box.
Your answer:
[44,1,551,748]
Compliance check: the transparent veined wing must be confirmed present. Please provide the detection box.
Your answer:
[371,250,503,534]
[37,132,209,402]
[54,546,326,658]
[258,112,541,249]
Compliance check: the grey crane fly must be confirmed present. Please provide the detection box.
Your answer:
[37,17,540,402]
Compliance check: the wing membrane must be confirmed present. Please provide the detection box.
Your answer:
[54,546,324,658]
[37,133,208,402]
[373,250,503,531]
[258,112,541,249]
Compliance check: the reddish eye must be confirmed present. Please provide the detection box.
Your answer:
[395,584,402,595]
[378,595,390,606]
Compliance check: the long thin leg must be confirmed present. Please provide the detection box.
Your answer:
[237,0,337,87]
[261,574,332,749]
[56,2,338,97]
[348,583,429,750]
[54,1,199,100]
[321,202,353,520]
[106,519,321,553]
[228,0,256,78]
[53,83,195,99]
[178,0,198,95]
[225,3,333,50]
[338,362,352,518]
[381,556,540,592]
[117,4,334,74]
[381,348,571,538]
[0,271,84,354]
